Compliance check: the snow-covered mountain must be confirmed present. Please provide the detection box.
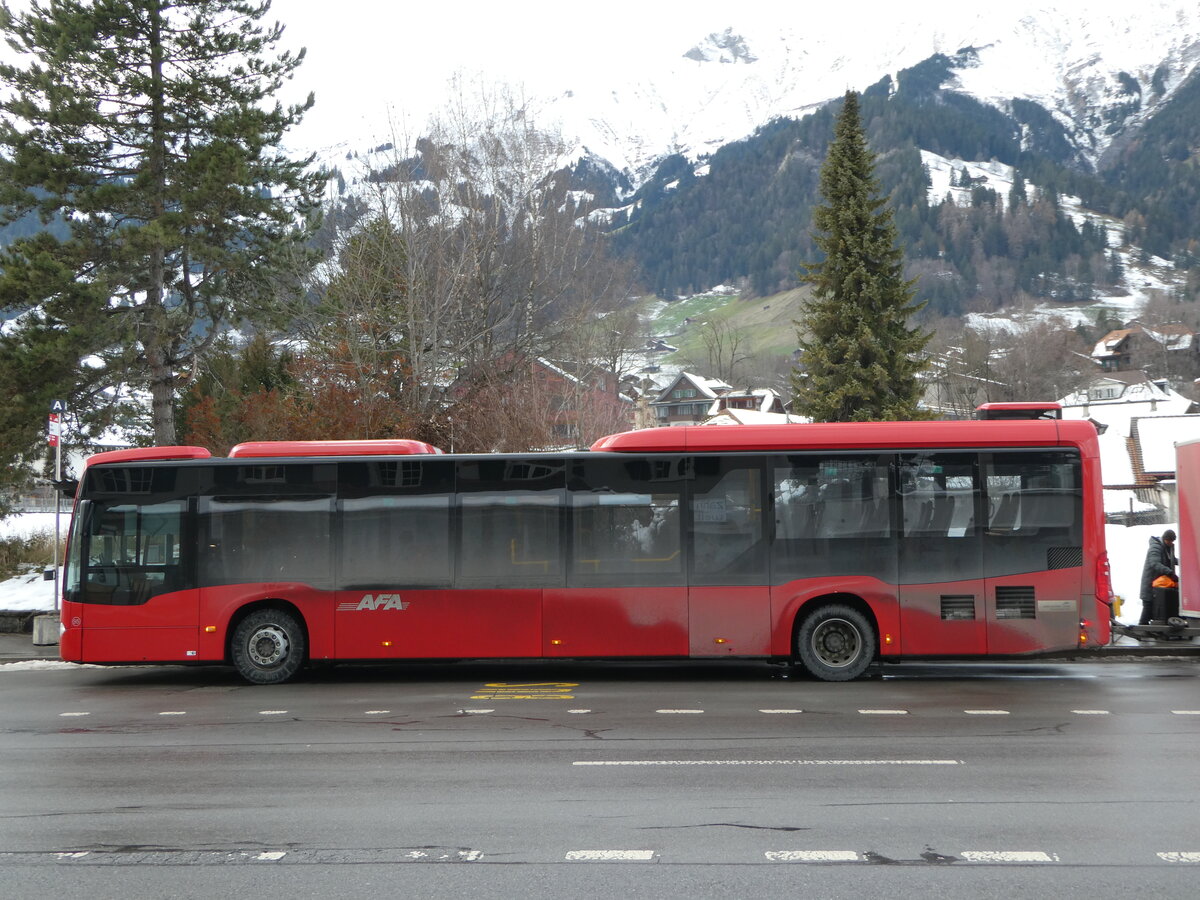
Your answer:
[525,3,1200,185]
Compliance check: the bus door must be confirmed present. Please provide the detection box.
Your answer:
[982,452,1084,654]
[550,457,688,656]
[71,465,199,662]
[898,453,987,655]
[336,458,468,660]
[451,458,561,658]
[688,457,771,657]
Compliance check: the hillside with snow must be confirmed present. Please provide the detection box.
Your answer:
[527,4,1200,185]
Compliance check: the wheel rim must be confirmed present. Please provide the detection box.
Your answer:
[247,624,289,668]
[810,617,862,668]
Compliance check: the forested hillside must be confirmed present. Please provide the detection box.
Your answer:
[609,50,1200,314]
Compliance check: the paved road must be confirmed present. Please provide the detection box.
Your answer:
[1,657,1199,898]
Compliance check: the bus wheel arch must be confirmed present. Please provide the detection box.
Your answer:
[792,595,878,682]
[228,602,309,685]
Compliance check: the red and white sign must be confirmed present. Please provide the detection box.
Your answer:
[47,412,61,447]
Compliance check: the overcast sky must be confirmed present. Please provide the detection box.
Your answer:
[0,0,1183,153]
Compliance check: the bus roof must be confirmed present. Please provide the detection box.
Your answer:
[228,439,444,458]
[590,420,1099,454]
[84,446,213,468]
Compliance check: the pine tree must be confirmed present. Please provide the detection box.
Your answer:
[791,91,931,422]
[0,0,324,449]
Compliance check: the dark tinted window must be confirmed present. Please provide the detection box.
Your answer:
[568,457,685,586]
[772,455,895,581]
[457,458,565,587]
[690,456,766,585]
[198,464,334,589]
[338,460,454,589]
[898,453,982,584]
[75,465,198,605]
[984,451,1082,576]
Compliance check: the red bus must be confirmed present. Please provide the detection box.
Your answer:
[59,419,1111,683]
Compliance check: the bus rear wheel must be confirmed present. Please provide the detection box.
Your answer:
[796,604,875,681]
[231,608,306,684]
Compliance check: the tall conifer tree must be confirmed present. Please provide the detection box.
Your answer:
[792,91,930,421]
[0,0,324,450]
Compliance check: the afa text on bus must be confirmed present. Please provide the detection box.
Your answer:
[57,404,1112,684]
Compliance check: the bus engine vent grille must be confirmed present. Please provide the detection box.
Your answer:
[995,585,1037,619]
[940,595,977,620]
[1047,547,1083,569]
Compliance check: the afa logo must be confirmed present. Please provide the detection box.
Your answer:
[337,593,410,612]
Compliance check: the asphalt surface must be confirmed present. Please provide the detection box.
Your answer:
[4,655,1200,899]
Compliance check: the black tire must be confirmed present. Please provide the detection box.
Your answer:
[795,603,875,681]
[230,608,306,685]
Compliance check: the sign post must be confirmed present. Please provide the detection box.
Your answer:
[47,400,67,626]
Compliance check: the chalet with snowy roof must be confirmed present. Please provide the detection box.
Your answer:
[650,373,732,425]
[1091,322,1196,372]
[705,387,788,418]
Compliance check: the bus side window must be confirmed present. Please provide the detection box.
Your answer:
[771,455,894,582]
[568,457,684,586]
[689,457,766,585]
[457,458,565,587]
[983,452,1082,576]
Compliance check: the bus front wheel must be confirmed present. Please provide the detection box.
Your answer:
[231,608,306,684]
[795,604,875,681]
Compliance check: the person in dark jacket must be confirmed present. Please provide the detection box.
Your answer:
[1138,529,1177,624]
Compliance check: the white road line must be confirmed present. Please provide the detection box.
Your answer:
[157,711,187,716]
[567,709,592,714]
[254,851,287,861]
[58,712,90,717]
[1158,852,1200,862]
[964,710,1010,715]
[258,710,288,716]
[759,709,803,714]
[858,709,908,715]
[961,851,1058,862]
[459,709,494,714]
[565,850,654,861]
[363,710,391,715]
[1071,710,1110,715]
[766,850,859,862]
[656,709,704,714]
[572,759,961,767]
[1171,710,1200,716]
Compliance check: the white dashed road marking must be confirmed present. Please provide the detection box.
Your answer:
[766,850,859,861]
[961,851,1058,862]
[58,712,89,717]
[858,709,908,715]
[759,709,803,714]
[158,711,186,716]
[572,759,961,767]
[1171,710,1200,715]
[258,710,288,716]
[1159,852,1200,862]
[656,709,704,714]
[565,850,654,861]
[1071,710,1110,715]
[964,709,1010,715]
